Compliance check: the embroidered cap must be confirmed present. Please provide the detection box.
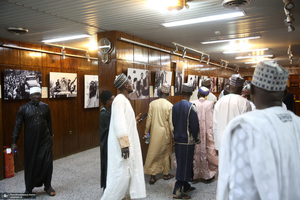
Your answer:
[182,83,194,93]
[252,61,289,91]
[160,83,171,94]
[202,78,211,87]
[114,73,128,89]
[30,87,41,94]
[100,90,113,104]
[230,74,244,87]
[199,86,210,96]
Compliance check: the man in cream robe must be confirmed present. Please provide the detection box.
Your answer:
[144,83,174,184]
[217,61,300,200]
[213,74,252,150]
[191,87,218,180]
[101,74,146,200]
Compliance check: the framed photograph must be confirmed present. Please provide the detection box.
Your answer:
[218,77,224,92]
[127,68,150,100]
[187,75,198,91]
[3,69,42,100]
[210,77,217,93]
[174,62,185,96]
[154,69,172,97]
[84,75,99,108]
[49,72,77,98]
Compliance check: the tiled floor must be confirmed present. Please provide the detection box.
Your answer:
[0,147,217,199]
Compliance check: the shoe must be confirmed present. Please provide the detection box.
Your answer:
[44,186,56,196]
[163,174,174,180]
[149,175,156,185]
[183,186,196,193]
[173,193,191,199]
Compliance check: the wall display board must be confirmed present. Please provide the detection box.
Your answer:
[127,68,150,100]
[3,69,41,100]
[49,72,77,98]
[84,75,99,108]
[154,69,172,97]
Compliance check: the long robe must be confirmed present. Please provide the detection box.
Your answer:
[144,98,173,175]
[12,101,53,191]
[191,98,218,180]
[172,100,200,181]
[217,106,300,200]
[101,94,146,200]
[99,106,111,189]
[213,93,251,150]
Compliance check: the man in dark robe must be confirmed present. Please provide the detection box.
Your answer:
[11,87,55,196]
[172,83,200,199]
[99,90,114,190]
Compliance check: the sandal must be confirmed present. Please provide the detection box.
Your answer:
[44,186,56,196]
[183,186,196,193]
[149,176,156,185]
[163,174,174,180]
[173,193,191,199]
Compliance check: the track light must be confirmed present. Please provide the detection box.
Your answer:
[172,45,178,54]
[288,24,295,32]
[86,52,90,62]
[182,48,186,58]
[286,14,295,23]
[61,47,66,59]
[283,0,294,10]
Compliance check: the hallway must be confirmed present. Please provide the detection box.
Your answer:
[0,147,217,199]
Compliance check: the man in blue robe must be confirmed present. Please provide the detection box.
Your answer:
[172,83,200,199]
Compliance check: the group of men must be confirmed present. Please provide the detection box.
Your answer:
[11,60,300,199]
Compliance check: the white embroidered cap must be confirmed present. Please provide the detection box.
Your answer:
[30,87,41,94]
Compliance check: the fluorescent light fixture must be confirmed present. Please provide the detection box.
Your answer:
[42,34,91,43]
[162,11,245,27]
[202,35,260,44]
[223,48,269,54]
[236,55,273,59]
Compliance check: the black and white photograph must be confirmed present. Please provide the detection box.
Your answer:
[218,77,224,92]
[49,72,77,98]
[127,68,150,100]
[174,62,185,96]
[154,68,172,97]
[3,69,42,100]
[188,75,198,91]
[210,77,217,93]
[84,75,99,108]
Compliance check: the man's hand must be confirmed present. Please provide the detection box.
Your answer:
[135,113,142,124]
[11,143,17,153]
[121,147,130,159]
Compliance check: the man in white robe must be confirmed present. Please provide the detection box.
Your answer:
[217,61,300,200]
[101,73,146,200]
[213,74,252,151]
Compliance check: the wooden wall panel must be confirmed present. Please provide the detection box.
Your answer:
[0,39,20,66]
[0,71,3,179]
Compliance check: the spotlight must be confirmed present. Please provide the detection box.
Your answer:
[182,48,186,58]
[172,45,178,54]
[288,24,295,32]
[286,14,295,23]
[283,0,294,10]
[61,47,66,59]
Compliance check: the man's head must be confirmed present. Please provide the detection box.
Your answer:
[141,73,144,79]
[114,73,133,93]
[198,86,209,98]
[250,61,289,109]
[159,83,170,97]
[229,74,244,95]
[100,90,114,109]
[202,78,211,88]
[182,83,194,97]
[29,87,41,105]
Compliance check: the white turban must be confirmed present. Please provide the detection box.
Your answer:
[30,87,41,94]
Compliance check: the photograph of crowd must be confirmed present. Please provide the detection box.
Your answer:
[3,69,42,100]
[154,69,172,97]
[127,68,150,100]
[84,75,99,108]
[49,72,77,98]
[187,75,198,91]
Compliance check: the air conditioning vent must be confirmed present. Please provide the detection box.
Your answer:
[222,0,251,8]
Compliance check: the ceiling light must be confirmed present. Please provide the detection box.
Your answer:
[287,24,295,32]
[223,48,269,54]
[286,14,295,23]
[162,11,245,27]
[167,0,189,11]
[236,55,273,59]
[202,35,260,44]
[42,34,91,43]
[283,0,294,10]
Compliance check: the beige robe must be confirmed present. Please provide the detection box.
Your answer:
[144,98,173,175]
